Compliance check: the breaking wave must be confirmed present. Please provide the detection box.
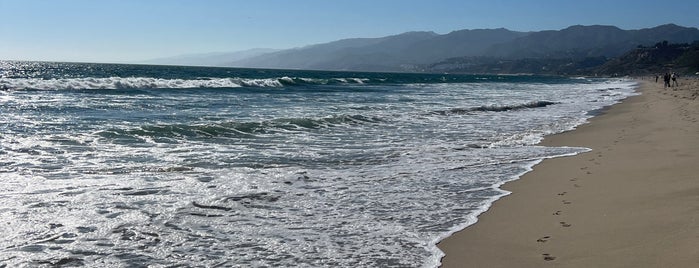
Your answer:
[0,76,373,90]
[431,100,557,115]
[97,114,385,140]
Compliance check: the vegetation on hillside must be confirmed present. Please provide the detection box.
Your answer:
[595,41,699,76]
[427,41,699,76]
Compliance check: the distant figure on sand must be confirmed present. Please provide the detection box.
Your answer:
[655,75,659,83]
[663,73,671,88]
[671,72,678,87]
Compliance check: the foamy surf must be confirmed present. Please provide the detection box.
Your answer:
[0,61,638,267]
[0,76,381,91]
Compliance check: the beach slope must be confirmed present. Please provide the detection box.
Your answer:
[439,79,699,267]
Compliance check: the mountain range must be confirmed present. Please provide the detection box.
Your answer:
[145,24,699,74]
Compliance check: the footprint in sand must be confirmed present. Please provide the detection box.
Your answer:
[562,200,571,205]
[557,192,567,196]
[542,253,556,261]
[553,210,562,216]
[570,178,578,181]
[536,236,550,243]
[560,222,572,227]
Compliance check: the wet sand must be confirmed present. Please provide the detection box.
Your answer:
[438,78,699,267]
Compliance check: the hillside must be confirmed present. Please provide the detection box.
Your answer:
[595,41,699,75]
[228,24,699,72]
[143,24,699,74]
[230,31,440,71]
[428,41,699,76]
[229,29,527,72]
[427,56,609,75]
[483,24,699,59]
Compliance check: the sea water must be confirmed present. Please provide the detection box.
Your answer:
[0,61,636,267]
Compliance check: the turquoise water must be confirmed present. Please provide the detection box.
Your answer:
[0,61,636,267]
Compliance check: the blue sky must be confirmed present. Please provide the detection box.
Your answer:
[1,0,698,63]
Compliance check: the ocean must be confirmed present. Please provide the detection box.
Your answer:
[0,61,636,267]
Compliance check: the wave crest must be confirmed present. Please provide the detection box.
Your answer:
[0,76,373,90]
[97,114,384,140]
[432,101,557,115]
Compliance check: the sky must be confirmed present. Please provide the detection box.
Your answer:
[1,0,698,63]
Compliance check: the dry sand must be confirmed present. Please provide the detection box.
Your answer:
[438,78,699,267]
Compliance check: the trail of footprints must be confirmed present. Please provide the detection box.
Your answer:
[538,85,696,262]
[538,180,578,261]
[538,151,602,262]
[539,187,574,261]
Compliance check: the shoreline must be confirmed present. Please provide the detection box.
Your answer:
[438,78,699,267]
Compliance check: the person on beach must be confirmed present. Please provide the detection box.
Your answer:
[655,74,659,83]
[671,72,678,87]
[663,72,671,88]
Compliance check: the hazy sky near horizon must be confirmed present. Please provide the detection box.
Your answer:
[2,0,698,63]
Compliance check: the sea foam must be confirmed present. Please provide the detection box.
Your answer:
[0,62,640,267]
[0,76,378,90]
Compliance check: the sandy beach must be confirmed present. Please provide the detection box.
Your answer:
[439,78,699,267]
